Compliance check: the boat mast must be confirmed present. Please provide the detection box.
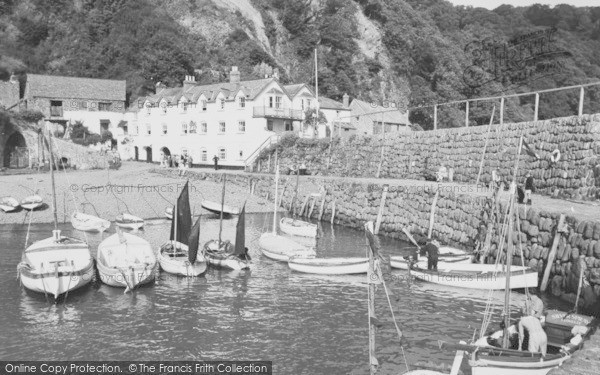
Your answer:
[272,164,279,234]
[502,135,524,348]
[315,47,319,138]
[218,174,226,244]
[47,125,58,229]
[292,169,299,217]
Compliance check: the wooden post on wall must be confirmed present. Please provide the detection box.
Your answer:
[318,193,327,221]
[534,93,540,122]
[299,195,310,217]
[374,185,388,235]
[541,214,566,292]
[578,86,585,117]
[465,101,469,127]
[427,190,440,239]
[433,105,438,130]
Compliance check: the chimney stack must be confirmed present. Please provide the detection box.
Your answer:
[342,93,349,108]
[230,66,240,84]
[183,74,197,90]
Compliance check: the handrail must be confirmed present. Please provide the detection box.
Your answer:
[244,134,280,169]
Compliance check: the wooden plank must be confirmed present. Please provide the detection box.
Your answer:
[427,190,439,239]
[330,199,336,224]
[541,214,566,292]
[374,185,388,235]
[318,193,327,221]
[308,196,316,218]
[299,195,310,217]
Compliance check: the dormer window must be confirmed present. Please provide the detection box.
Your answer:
[181,122,188,134]
[238,96,245,109]
[269,97,273,108]
[202,100,207,111]
[162,123,168,135]
[220,98,225,110]
[219,122,226,133]
[182,102,188,112]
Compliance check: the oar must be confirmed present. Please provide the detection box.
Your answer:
[401,226,421,249]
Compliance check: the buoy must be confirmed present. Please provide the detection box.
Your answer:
[551,149,561,163]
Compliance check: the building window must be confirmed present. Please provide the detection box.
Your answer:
[182,122,188,134]
[201,122,207,133]
[238,96,245,108]
[220,98,225,110]
[146,123,151,135]
[239,150,243,159]
[189,121,197,134]
[307,99,311,108]
[50,100,63,117]
[98,102,112,111]
[100,120,110,133]
[238,121,245,133]
[80,101,88,110]
[202,100,207,111]
[219,147,226,160]
[219,122,226,133]
[301,99,304,110]
[162,123,168,135]
[146,105,151,115]
[285,121,292,131]
[269,97,273,108]
[275,96,282,109]
[201,149,207,162]
[267,120,273,131]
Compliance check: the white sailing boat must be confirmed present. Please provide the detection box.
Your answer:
[158,181,207,276]
[96,231,156,291]
[259,165,315,262]
[17,128,94,299]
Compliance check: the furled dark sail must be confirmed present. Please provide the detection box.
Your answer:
[170,181,192,244]
[233,203,246,257]
[188,216,201,264]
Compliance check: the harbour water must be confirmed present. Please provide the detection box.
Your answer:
[0,213,570,374]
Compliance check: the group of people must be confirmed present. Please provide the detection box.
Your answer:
[491,169,536,205]
[404,239,440,271]
[161,153,193,176]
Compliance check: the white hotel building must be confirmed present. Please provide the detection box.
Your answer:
[126,67,350,168]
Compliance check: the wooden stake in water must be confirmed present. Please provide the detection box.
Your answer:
[218,174,226,244]
[365,222,378,375]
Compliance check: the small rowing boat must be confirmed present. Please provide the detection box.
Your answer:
[71,212,111,232]
[280,217,317,238]
[390,246,472,270]
[201,200,240,215]
[115,213,144,230]
[259,232,315,261]
[21,195,43,210]
[97,231,156,291]
[0,196,20,212]
[408,263,539,290]
[288,257,368,275]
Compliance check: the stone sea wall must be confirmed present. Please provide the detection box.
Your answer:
[155,168,600,311]
[255,114,600,201]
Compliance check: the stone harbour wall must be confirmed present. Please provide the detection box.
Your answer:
[153,168,600,311]
[255,114,600,201]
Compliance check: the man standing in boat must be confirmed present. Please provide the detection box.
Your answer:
[423,240,439,271]
[518,315,548,356]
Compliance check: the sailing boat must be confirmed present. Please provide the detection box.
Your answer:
[158,181,207,276]
[203,176,251,270]
[280,169,318,238]
[17,127,94,299]
[96,230,156,291]
[259,165,315,261]
[444,137,595,374]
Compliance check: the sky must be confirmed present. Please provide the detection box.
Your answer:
[446,0,599,9]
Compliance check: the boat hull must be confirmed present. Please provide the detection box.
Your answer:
[0,197,20,212]
[201,200,240,215]
[158,241,207,276]
[0,204,19,212]
[204,240,250,270]
[97,263,155,288]
[21,203,42,210]
[21,195,43,211]
[97,233,156,289]
[408,265,539,290]
[469,356,568,375]
[259,233,315,262]
[279,218,317,238]
[71,212,111,232]
[288,257,368,275]
[390,255,472,270]
[19,260,94,298]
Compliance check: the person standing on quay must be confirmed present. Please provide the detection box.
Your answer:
[213,155,219,170]
[525,172,535,205]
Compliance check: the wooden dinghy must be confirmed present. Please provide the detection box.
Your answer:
[115,213,144,230]
[159,182,207,277]
[0,196,20,212]
[390,246,472,270]
[97,232,156,291]
[259,232,316,262]
[279,217,317,238]
[445,310,595,375]
[201,200,240,215]
[408,263,539,290]
[71,212,111,232]
[204,201,251,270]
[17,230,94,299]
[288,257,368,275]
[21,195,43,210]
[165,206,173,220]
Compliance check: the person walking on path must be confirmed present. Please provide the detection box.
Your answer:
[213,155,219,170]
[178,154,187,176]
[525,172,535,205]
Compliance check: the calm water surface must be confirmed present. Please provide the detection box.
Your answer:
[0,213,569,374]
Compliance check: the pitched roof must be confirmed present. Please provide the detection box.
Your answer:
[0,80,19,108]
[319,97,348,111]
[350,99,409,125]
[26,74,126,101]
[283,83,307,98]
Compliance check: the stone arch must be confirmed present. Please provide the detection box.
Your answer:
[3,131,27,168]
[144,146,152,163]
